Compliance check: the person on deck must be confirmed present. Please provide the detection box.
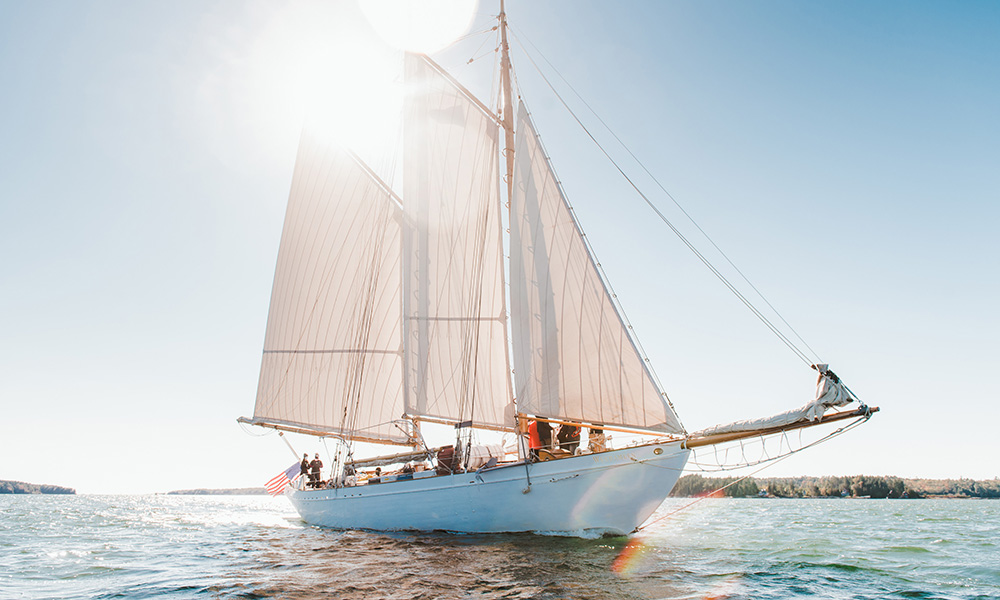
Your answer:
[536,419,553,451]
[528,421,541,460]
[588,428,607,453]
[309,453,323,488]
[528,419,554,460]
[557,424,581,453]
[300,453,310,483]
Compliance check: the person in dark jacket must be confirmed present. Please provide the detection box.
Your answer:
[300,453,310,482]
[557,424,580,453]
[309,453,323,488]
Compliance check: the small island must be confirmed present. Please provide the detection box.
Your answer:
[1,480,76,495]
[670,474,1000,499]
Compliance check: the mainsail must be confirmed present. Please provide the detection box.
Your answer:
[252,133,408,444]
[402,54,513,430]
[509,103,685,435]
[253,58,688,442]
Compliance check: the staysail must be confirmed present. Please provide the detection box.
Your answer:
[401,54,514,430]
[509,103,685,435]
[252,133,408,444]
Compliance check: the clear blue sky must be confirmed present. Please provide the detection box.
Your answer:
[1,0,997,494]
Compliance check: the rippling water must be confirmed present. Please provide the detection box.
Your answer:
[2,495,997,599]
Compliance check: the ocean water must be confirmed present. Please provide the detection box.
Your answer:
[1,495,997,600]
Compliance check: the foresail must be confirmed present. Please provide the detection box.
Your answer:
[254,132,408,444]
[510,103,684,435]
[402,54,514,430]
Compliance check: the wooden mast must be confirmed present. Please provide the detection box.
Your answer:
[499,0,515,206]
[499,0,524,457]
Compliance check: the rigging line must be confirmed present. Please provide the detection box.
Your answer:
[456,151,491,437]
[519,105,685,429]
[464,24,498,64]
[438,20,500,57]
[635,413,870,532]
[513,27,823,366]
[685,412,870,472]
[457,24,498,45]
[513,32,809,368]
[489,25,519,433]
[466,47,499,66]
[265,141,374,416]
[509,29,815,367]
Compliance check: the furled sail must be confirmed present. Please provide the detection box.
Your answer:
[510,103,685,435]
[690,364,856,437]
[402,54,513,430]
[253,132,408,444]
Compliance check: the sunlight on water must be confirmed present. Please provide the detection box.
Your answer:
[2,495,998,599]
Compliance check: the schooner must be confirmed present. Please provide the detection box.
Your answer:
[238,3,875,537]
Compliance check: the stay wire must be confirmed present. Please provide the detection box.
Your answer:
[633,412,872,532]
[509,28,815,367]
[514,29,823,366]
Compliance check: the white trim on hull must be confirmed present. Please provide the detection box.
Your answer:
[287,441,690,537]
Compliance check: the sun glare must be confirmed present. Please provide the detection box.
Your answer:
[301,47,405,162]
[360,0,479,54]
[230,1,477,170]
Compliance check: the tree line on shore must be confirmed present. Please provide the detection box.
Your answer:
[669,474,1000,499]
[0,480,76,495]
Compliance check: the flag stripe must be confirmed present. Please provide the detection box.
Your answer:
[265,462,302,496]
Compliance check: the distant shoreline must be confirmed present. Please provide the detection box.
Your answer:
[0,480,76,495]
[4,476,996,499]
[670,474,1000,499]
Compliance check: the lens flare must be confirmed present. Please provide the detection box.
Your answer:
[611,538,648,576]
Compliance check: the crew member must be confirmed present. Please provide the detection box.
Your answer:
[558,423,581,453]
[309,453,323,488]
[300,453,310,482]
[588,428,607,453]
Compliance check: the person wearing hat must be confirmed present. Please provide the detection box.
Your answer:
[309,453,323,488]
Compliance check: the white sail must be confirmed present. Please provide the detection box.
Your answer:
[253,133,408,444]
[510,103,684,435]
[402,54,513,430]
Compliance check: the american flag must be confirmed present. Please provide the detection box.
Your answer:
[265,463,300,496]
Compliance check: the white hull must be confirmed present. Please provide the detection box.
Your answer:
[288,441,689,537]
